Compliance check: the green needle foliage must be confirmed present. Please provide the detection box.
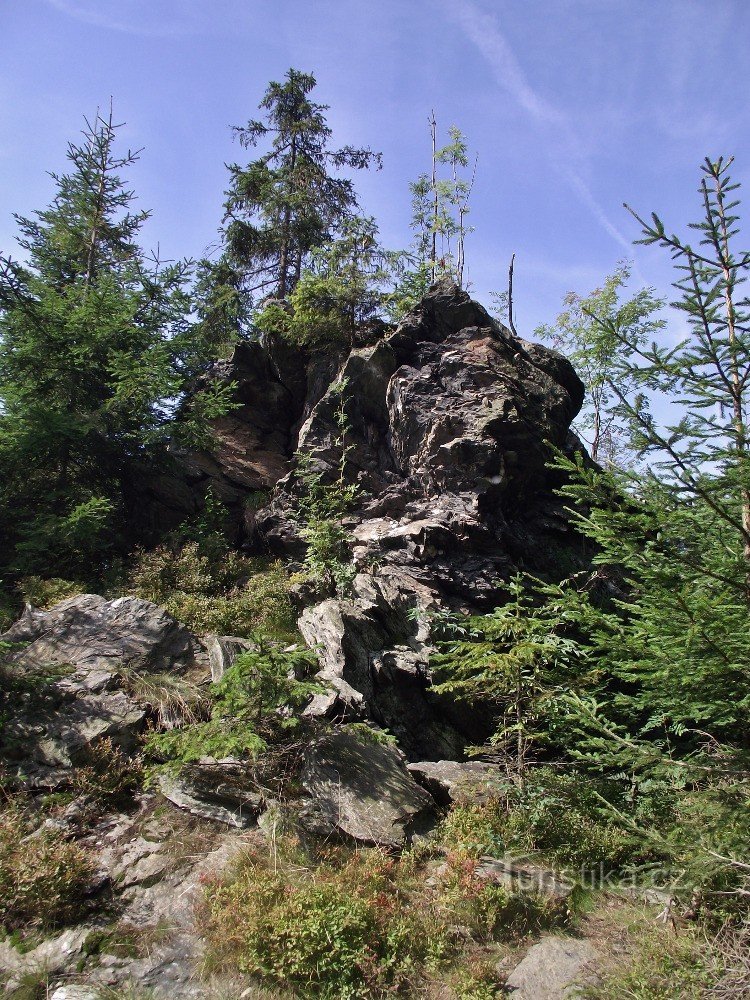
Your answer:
[542,157,750,754]
[431,578,581,781]
[222,68,381,303]
[146,639,320,769]
[256,215,410,346]
[0,108,231,579]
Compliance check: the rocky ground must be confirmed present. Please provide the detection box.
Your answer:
[0,284,677,998]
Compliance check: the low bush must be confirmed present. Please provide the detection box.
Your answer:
[582,918,715,999]
[18,576,84,609]
[129,541,297,640]
[203,844,445,999]
[146,716,267,770]
[502,769,635,872]
[438,800,509,858]
[438,849,565,941]
[202,828,572,998]
[0,802,98,931]
[72,737,145,806]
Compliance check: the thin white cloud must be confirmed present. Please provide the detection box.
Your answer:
[446,0,632,253]
[45,0,202,37]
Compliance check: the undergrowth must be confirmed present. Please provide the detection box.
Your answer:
[202,823,570,999]
[0,799,98,932]
[581,914,715,999]
[146,642,319,771]
[129,542,298,640]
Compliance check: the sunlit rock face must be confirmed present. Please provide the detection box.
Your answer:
[159,280,589,756]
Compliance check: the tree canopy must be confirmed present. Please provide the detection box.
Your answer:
[0,109,230,578]
[222,68,381,303]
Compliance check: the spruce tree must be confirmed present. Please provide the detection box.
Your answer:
[0,109,227,579]
[549,157,750,750]
[256,215,408,346]
[222,69,381,304]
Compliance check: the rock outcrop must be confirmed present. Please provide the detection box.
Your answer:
[256,281,586,757]
[130,281,588,758]
[503,936,600,998]
[0,595,205,787]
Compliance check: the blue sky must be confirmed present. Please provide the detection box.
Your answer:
[1,0,748,335]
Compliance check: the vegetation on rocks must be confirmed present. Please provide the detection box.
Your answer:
[146,642,319,769]
[1,65,750,1000]
[0,802,98,933]
[202,828,566,999]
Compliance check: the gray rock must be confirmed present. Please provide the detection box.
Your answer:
[0,926,91,985]
[135,284,590,758]
[298,600,366,721]
[504,936,599,998]
[474,857,573,906]
[0,595,208,786]
[3,594,199,675]
[100,835,170,889]
[49,988,100,1000]
[256,284,588,756]
[299,729,435,847]
[159,758,263,828]
[407,759,507,806]
[205,633,256,682]
[298,571,470,759]
[3,685,146,783]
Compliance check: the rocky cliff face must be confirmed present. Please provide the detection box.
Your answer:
[162,281,589,758]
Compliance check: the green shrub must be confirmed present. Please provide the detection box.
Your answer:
[295,380,358,594]
[128,539,246,603]
[451,960,504,999]
[146,643,320,770]
[203,846,443,999]
[146,717,268,769]
[18,576,84,609]
[438,800,509,859]
[501,768,635,873]
[129,542,297,640]
[0,803,98,931]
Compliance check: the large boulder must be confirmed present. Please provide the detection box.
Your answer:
[299,728,436,847]
[3,594,200,675]
[0,596,204,786]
